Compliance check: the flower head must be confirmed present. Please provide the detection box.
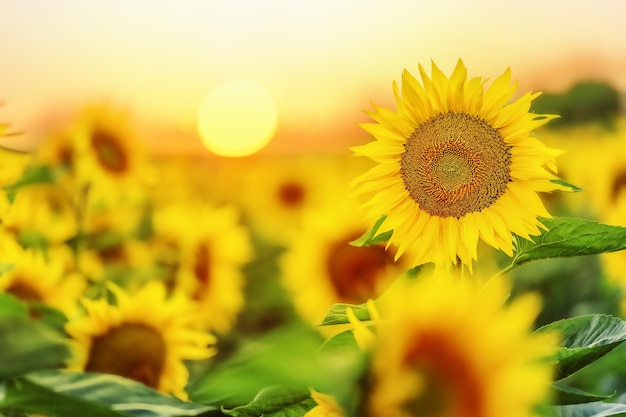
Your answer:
[352,59,564,269]
[65,281,216,399]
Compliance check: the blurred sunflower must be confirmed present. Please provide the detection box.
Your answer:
[280,205,409,326]
[238,155,343,242]
[73,103,148,201]
[66,281,216,399]
[352,59,564,269]
[151,202,253,333]
[3,183,78,244]
[0,245,86,317]
[310,274,556,417]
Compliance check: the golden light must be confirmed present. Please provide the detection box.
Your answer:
[197,81,278,157]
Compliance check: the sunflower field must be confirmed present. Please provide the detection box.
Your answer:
[2,60,626,417]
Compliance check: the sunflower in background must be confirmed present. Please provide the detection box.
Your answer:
[352,59,564,270]
[307,273,556,417]
[65,281,216,399]
[150,202,253,334]
[280,203,411,328]
[0,242,87,318]
[237,155,347,244]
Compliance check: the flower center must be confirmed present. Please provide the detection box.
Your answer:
[6,280,42,302]
[611,169,626,203]
[91,128,128,174]
[278,182,305,207]
[193,241,211,287]
[326,231,394,303]
[85,323,166,389]
[402,331,483,417]
[401,112,511,218]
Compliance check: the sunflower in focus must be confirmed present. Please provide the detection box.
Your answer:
[352,59,564,269]
[65,281,216,399]
[280,205,409,327]
[310,274,556,417]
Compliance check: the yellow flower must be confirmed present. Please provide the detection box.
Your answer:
[280,205,410,327]
[151,202,253,333]
[65,281,216,399]
[352,59,564,269]
[0,245,86,317]
[305,389,346,417]
[73,103,148,200]
[352,274,556,417]
[3,183,78,244]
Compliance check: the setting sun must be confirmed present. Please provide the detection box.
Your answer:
[197,81,278,157]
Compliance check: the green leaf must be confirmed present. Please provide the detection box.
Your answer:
[552,380,614,405]
[319,302,370,326]
[509,217,626,271]
[0,371,216,417]
[0,294,28,317]
[264,399,316,417]
[349,215,392,247]
[0,316,71,379]
[222,386,310,417]
[188,325,326,407]
[3,165,56,200]
[535,314,626,380]
[552,402,626,417]
[551,178,583,192]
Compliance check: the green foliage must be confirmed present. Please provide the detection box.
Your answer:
[349,214,392,247]
[536,315,626,381]
[319,302,370,326]
[551,401,626,417]
[507,217,626,273]
[0,371,215,417]
[532,81,622,129]
[221,387,312,417]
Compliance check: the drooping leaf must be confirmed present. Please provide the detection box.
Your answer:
[552,401,626,417]
[3,165,57,202]
[221,386,310,417]
[349,215,392,247]
[0,371,216,417]
[535,314,626,380]
[509,218,626,272]
[319,302,370,326]
[552,380,615,405]
[0,316,71,379]
[0,293,28,317]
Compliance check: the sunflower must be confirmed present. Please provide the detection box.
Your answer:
[65,281,216,399]
[73,103,148,202]
[0,244,87,317]
[238,155,344,243]
[150,202,253,333]
[280,204,410,327]
[314,273,556,417]
[352,59,564,269]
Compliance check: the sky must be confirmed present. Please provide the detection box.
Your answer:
[0,0,625,155]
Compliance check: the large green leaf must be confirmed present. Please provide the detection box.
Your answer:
[553,402,626,417]
[0,316,71,379]
[264,399,316,417]
[221,386,310,417]
[535,314,626,380]
[188,325,326,407]
[349,215,392,247]
[508,217,626,272]
[0,371,216,417]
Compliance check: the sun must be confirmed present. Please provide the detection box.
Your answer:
[197,81,278,157]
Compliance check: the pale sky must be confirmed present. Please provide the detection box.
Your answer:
[0,0,625,154]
